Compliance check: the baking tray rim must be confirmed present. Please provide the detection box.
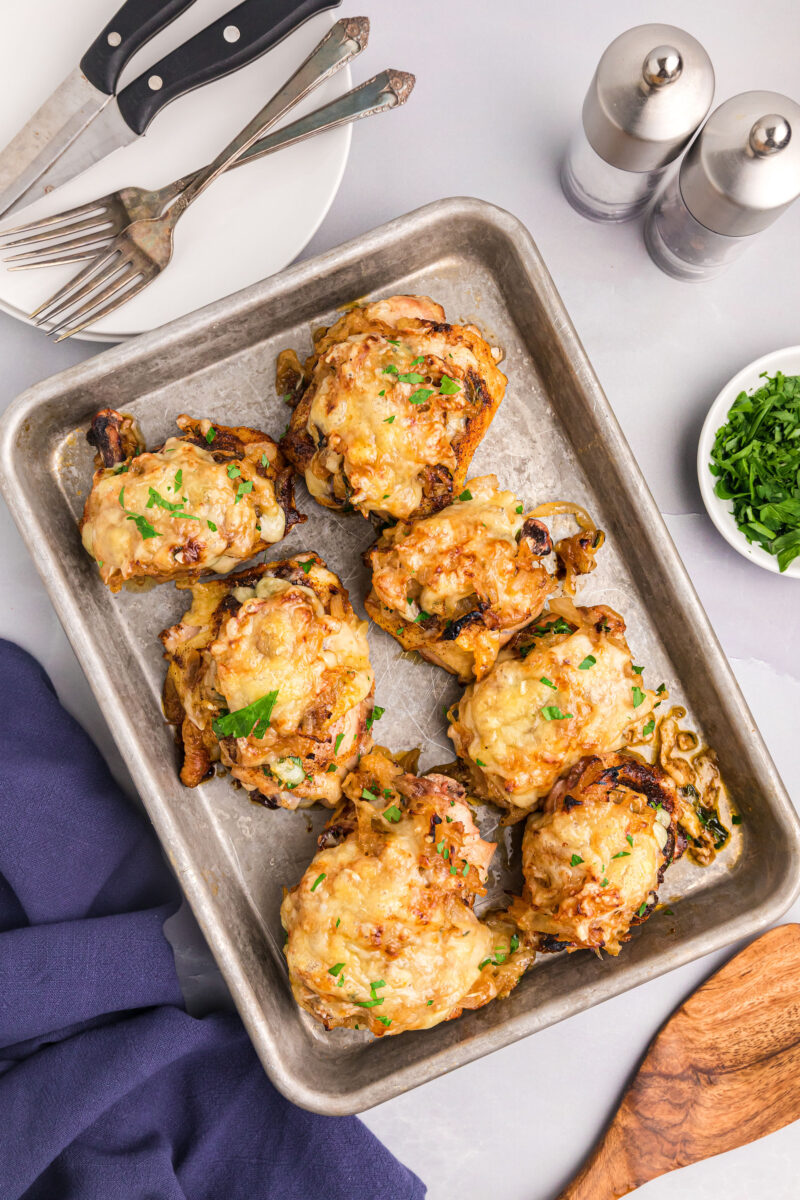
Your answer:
[1,195,799,1115]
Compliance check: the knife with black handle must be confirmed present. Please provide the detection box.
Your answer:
[0,0,343,219]
[81,0,199,98]
[118,0,343,135]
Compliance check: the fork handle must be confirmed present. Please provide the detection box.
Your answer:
[152,67,414,209]
[116,0,342,136]
[166,17,367,220]
[80,0,198,96]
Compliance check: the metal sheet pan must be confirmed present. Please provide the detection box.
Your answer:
[2,197,799,1115]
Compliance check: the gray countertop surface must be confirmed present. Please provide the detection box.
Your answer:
[2,2,799,1197]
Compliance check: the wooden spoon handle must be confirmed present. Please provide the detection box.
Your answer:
[556,1108,643,1199]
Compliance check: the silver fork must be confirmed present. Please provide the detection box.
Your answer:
[28,17,368,341]
[1,66,414,270]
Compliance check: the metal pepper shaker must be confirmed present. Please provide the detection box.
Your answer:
[645,91,800,280]
[561,24,714,222]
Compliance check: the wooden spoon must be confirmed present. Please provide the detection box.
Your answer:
[558,924,800,1198]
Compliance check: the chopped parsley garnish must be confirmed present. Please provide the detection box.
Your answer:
[328,963,345,977]
[212,689,279,739]
[383,804,402,822]
[414,611,431,623]
[578,655,596,670]
[145,486,199,521]
[732,814,742,825]
[362,788,379,802]
[300,559,313,574]
[335,918,341,927]
[601,877,609,888]
[397,371,425,384]
[427,999,433,1006]
[235,481,253,504]
[439,375,461,395]
[533,617,572,637]
[118,487,159,540]
[365,705,385,731]
[626,834,634,847]
[382,788,392,798]
[383,415,395,423]
[709,371,800,571]
[632,686,646,708]
[458,489,473,501]
[642,718,656,737]
[475,758,487,767]
[611,850,630,859]
[205,427,216,443]
[632,665,643,674]
[664,908,675,916]
[326,763,337,773]
[510,933,520,952]
[260,452,268,467]
[570,854,583,866]
[408,388,434,405]
[226,463,241,478]
[173,469,183,489]
[540,676,557,689]
[378,389,385,397]
[334,733,345,755]
[638,902,648,916]
[311,873,326,892]
[386,338,399,346]
[515,504,523,514]
[353,997,384,1008]
[410,355,425,366]
[370,980,385,993]
[207,519,217,531]
[382,364,399,375]
[375,1015,392,1027]
[541,705,573,720]
[656,683,667,695]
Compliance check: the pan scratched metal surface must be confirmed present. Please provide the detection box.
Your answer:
[1,197,798,1115]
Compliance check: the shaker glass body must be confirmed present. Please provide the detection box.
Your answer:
[645,174,750,280]
[561,123,666,222]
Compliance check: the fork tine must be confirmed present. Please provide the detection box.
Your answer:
[6,230,112,267]
[1,212,115,251]
[0,198,113,240]
[30,246,124,322]
[35,256,131,328]
[52,269,148,341]
[7,242,111,270]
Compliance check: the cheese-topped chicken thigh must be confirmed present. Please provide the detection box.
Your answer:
[365,475,558,680]
[448,601,656,813]
[281,750,534,1036]
[80,410,302,591]
[510,753,685,955]
[160,556,374,809]
[278,295,507,522]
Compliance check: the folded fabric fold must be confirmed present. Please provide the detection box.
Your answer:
[0,639,425,1200]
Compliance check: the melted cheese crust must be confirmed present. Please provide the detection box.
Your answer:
[82,438,284,588]
[210,575,372,732]
[449,625,655,811]
[366,475,555,678]
[282,296,507,521]
[517,757,673,954]
[282,825,494,1035]
[160,558,374,809]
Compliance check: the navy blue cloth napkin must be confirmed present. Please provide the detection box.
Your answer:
[0,640,425,1200]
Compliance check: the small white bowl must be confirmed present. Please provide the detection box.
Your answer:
[697,345,800,579]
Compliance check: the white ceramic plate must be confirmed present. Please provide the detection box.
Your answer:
[697,344,800,579]
[0,0,351,342]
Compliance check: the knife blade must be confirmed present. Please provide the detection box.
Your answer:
[0,0,343,221]
[0,0,199,218]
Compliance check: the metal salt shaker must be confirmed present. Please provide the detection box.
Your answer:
[561,24,714,222]
[645,91,800,280]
